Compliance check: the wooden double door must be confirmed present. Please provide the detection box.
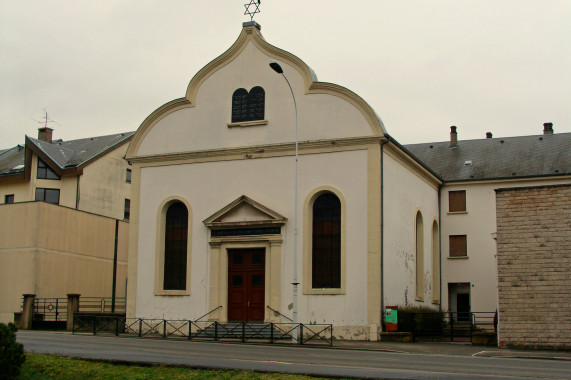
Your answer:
[227,248,265,322]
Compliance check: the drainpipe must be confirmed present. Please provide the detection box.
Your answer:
[112,219,119,313]
[75,176,80,209]
[438,185,443,310]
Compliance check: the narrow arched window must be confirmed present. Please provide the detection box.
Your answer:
[415,211,424,300]
[164,202,188,290]
[432,220,440,303]
[231,86,265,123]
[312,193,341,288]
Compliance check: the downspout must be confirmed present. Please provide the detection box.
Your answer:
[380,137,390,331]
[75,176,80,209]
[112,219,119,313]
[438,184,443,310]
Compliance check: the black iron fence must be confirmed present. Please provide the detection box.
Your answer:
[72,315,333,346]
[32,298,67,322]
[398,311,496,342]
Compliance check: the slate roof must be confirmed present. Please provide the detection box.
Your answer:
[0,145,26,176]
[0,132,134,176]
[405,133,571,182]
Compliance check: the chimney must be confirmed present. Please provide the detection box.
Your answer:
[450,126,458,147]
[543,122,553,135]
[38,127,54,143]
[486,132,493,139]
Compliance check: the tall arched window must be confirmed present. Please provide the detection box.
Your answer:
[164,202,188,290]
[231,86,265,123]
[432,220,440,303]
[415,211,424,300]
[312,193,341,288]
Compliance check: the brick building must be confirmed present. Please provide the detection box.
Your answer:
[496,184,571,349]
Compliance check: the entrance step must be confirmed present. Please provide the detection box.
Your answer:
[199,322,291,340]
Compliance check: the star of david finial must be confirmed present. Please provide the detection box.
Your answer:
[244,0,261,22]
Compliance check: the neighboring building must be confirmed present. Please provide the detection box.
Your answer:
[0,128,134,220]
[495,184,570,349]
[125,22,440,340]
[406,125,571,317]
[0,128,134,323]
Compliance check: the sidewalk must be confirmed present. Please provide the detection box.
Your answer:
[331,339,571,361]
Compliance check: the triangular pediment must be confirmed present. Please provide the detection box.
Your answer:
[203,195,287,229]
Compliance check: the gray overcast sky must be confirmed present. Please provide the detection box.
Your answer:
[1,0,569,148]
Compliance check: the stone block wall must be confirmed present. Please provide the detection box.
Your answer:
[495,184,570,349]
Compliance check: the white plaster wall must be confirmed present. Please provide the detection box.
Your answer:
[137,42,372,156]
[136,149,369,326]
[382,152,439,309]
[441,178,571,313]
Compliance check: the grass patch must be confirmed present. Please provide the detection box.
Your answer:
[20,353,342,380]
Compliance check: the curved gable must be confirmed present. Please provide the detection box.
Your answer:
[127,25,385,159]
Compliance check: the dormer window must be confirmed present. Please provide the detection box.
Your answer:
[37,159,60,180]
[231,86,265,123]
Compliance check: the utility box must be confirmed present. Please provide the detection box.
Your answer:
[385,306,398,332]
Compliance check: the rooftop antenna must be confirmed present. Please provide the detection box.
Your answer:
[32,109,59,129]
[244,0,261,22]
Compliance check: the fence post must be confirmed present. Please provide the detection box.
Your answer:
[139,319,143,337]
[66,294,81,331]
[20,294,36,330]
[163,320,167,338]
[215,322,219,341]
[299,324,304,345]
[92,315,97,335]
[450,315,454,342]
[242,322,246,342]
[270,323,274,343]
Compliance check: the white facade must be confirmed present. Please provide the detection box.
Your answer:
[126,24,440,340]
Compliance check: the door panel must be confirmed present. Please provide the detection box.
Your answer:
[228,249,265,322]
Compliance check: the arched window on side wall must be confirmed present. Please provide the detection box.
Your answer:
[164,202,188,290]
[312,193,341,288]
[415,211,424,300]
[432,220,440,304]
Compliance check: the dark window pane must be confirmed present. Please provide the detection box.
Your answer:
[233,274,243,286]
[37,159,60,180]
[44,189,60,204]
[164,202,188,290]
[5,194,14,204]
[124,199,130,220]
[233,253,243,265]
[312,193,341,288]
[252,274,263,287]
[126,169,132,183]
[252,252,264,265]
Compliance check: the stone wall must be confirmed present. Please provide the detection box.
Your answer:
[495,184,571,349]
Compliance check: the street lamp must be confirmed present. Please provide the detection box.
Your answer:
[269,61,299,341]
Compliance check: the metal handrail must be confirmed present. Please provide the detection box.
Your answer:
[195,305,222,321]
[266,306,293,322]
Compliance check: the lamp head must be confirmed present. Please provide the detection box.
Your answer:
[269,61,283,74]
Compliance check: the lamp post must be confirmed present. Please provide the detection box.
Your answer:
[269,61,299,342]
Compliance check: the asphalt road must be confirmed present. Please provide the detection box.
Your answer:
[17,331,571,379]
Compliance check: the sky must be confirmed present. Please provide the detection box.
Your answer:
[1,0,569,148]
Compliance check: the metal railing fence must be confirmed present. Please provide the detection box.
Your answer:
[72,315,333,346]
[398,311,497,342]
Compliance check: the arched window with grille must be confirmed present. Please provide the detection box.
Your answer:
[163,202,189,290]
[312,192,341,288]
[231,86,265,123]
